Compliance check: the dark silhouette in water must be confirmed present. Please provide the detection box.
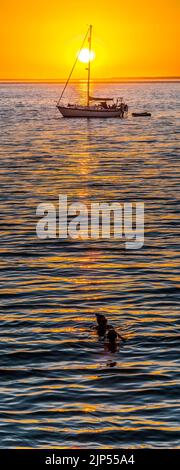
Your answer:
[107,325,126,343]
[95,315,126,351]
[95,313,108,337]
[105,325,120,353]
[96,313,107,325]
[107,325,118,342]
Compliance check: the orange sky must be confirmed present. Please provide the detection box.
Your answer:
[1,0,179,79]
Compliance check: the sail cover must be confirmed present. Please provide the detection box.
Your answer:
[89,96,113,101]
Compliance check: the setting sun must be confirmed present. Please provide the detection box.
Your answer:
[78,48,95,64]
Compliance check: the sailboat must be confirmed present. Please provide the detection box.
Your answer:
[56,25,128,118]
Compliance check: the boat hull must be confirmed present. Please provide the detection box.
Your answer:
[57,105,125,118]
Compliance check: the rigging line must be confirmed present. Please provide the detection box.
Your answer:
[57,26,90,106]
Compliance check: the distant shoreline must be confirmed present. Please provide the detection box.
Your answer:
[0,77,180,85]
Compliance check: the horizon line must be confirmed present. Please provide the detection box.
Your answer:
[0,76,180,84]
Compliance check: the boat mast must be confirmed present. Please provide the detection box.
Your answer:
[87,25,92,107]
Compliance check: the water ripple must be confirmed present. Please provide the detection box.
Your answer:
[0,82,179,448]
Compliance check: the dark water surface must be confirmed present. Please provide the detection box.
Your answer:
[0,82,179,448]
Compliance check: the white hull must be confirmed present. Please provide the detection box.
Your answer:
[57,105,125,118]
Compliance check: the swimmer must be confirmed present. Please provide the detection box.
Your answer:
[95,313,109,337]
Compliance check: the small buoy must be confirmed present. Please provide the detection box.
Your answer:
[132,112,151,117]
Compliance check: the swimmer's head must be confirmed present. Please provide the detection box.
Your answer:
[96,314,107,326]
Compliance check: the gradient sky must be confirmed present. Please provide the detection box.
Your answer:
[1,0,179,79]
